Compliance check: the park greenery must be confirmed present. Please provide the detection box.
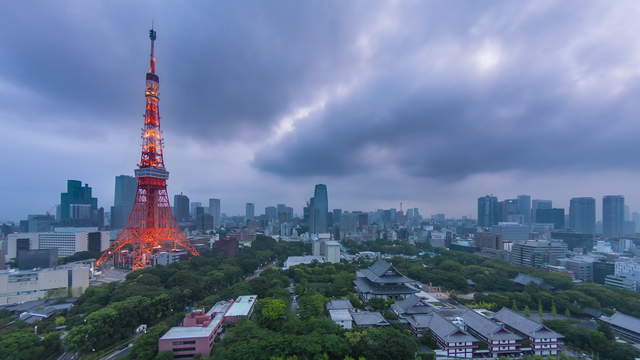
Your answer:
[3,235,640,359]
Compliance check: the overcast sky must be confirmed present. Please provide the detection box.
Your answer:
[3,1,640,221]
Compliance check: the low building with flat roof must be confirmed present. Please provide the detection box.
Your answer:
[283,256,325,270]
[159,300,232,359]
[0,263,90,305]
[223,295,257,325]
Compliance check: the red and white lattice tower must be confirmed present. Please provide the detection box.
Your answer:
[97,28,199,270]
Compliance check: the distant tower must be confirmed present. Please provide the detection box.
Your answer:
[97,28,198,270]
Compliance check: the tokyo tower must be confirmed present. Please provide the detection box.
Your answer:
[97,28,199,270]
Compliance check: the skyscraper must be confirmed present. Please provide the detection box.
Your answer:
[531,199,552,224]
[569,197,596,234]
[209,198,221,228]
[517,195,531,224]
[603,195,624,238]
[245,203,255,221]
[309,184,328,233]
[60,180,101,226]
[110,175,137,229]
[535,208,565,229]
[190,202,202,218]
[265,206,277,222]
[477,195,498,227]
[174,193,190,222]
[500,199,521,223]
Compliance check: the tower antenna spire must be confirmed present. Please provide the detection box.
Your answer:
[149,24,157,74]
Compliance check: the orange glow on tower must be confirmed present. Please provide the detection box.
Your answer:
[97,28,199,270]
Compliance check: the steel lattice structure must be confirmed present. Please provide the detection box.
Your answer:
[97,28,199,270]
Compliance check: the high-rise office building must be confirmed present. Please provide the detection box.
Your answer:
[26,215,54,233]
[190,202,202,218]
[477,195,499,227]
[535,208,565,229]
[517,195,531,224]
[110,175,137,229]
[60,180,100,226]
[173,193,190,222]
[569,197,596,234]
[209,198,221,228]
[500,199,522,223]
[531,199,552,224]
[265,206,277,222]
[309,184,328,233]
[603,195,624,238]
[245,203,255,221]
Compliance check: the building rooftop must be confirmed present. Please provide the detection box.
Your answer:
[225,295,257,317]
[407,313,478,343]
[600,312,640,334]
[391,294,432,315]
[283,256,325,269]
[462,309,521,342]
[358,260,413,284]
[329,309,352,322]
[352,311,390,327]
[326,299,354,311]
[160,312,225,340]
[493,307,562,340]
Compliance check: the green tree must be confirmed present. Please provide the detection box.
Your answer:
[551,300,557,318]
[0,332,47,360]
[524,305,531,317]
[538,299,543,316]
[298,293,326,320]
[256,298,287,329]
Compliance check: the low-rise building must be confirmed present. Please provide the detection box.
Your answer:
[223,295,257,325]
[351,311,389,328]
[391,294,432,317]
[462,309,523,357]
[492,307,563,356]
[0,263,91,305]
[326,299,354,312]
[283,256,325,270]
[158,295,258,358]
[329,309,353,329]
[599,312,640,344]
[354,260,418,301]
[7,228,109,259]
[159,301,231,359]
[406,312,478,358]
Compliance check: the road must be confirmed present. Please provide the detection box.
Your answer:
[100,344,132,360]
[246,260,277,281]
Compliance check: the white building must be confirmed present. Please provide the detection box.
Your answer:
[311,236,341,264]
[329,309,353,329]
[283,256,325,270]
[7,227,110,259]
[0,263,91,305]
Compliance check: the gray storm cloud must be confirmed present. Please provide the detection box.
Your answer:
[2,0,640,219]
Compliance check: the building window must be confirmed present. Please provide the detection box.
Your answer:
[172,347,196,352]
[172,340,196,345]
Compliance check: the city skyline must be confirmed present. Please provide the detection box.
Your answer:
[5,2,640,220]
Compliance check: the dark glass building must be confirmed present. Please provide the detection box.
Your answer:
[603,195,624,238]
[569,197,596,234]
[477,195,499,227]
[536,208,565,229]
